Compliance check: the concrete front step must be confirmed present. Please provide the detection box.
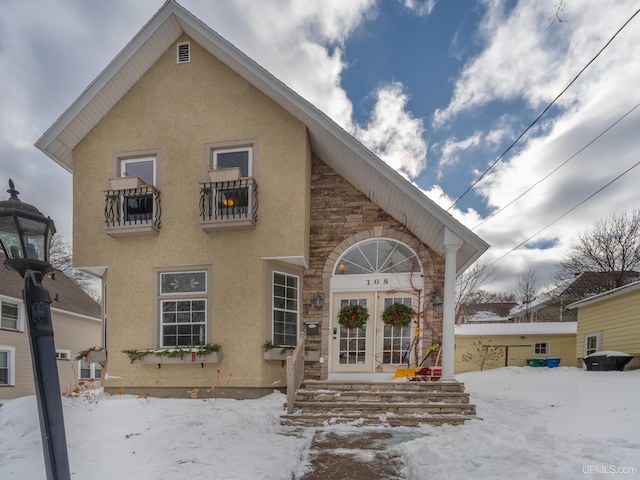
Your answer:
[302,381,467,393]
[280,413,475,427]
[295,390,471,404]
[282,380,477,427]
[293,401,476,415]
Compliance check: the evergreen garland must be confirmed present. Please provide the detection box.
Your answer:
[122,343,221,364]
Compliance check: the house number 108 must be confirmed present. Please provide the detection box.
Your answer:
[366,279,389,286]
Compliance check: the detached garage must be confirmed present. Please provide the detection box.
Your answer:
[454,322,577,374]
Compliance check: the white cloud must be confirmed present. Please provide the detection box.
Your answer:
[399,0,437,16]
[354,83,428,178]
[438,132,482,169]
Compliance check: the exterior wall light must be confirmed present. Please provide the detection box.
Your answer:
[313,292,324,309]
[432,288,443,306]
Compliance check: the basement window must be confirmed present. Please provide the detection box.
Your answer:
[177,42,191,64]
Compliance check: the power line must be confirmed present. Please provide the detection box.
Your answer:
[447,7,640,211]
[472,101,640,230]
[487,158,640,268]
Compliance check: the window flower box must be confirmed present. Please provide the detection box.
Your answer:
[263,348,294,361]
[136,351,222,365]
[75,347,107,364]
[109,176,145,190]
[208,167,242,182]
[123,344,222,367]
[86,350,107,364]
[262,344,319,361]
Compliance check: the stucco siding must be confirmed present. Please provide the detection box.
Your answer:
[72,36,311,391]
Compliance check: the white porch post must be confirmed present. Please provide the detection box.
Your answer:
[441,228,463,381]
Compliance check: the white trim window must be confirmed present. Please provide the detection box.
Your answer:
[272,271,299,347]
[55,349,71,361]
[0,300,20,331]
[533,341,549,356]
[584,331,602,356]
[0,346,15,386]
[78,359,102,380]
[212,147,252,178]
[159,270,208,347]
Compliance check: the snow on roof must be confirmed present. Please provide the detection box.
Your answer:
[455,322,577,336]
[467,311,510,322]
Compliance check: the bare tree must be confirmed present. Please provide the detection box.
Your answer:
[516,269,539,322]
[455,262,496,313]
[555,209,640,292]
[49,235,101,301]
[461,340,504,372]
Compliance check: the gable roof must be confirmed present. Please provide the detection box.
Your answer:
[35,0,488,273]
[0,254,101,320]
[567,279,640,310]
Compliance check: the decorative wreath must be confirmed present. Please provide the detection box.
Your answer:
[338,304,369,329]
[382,302,414,328]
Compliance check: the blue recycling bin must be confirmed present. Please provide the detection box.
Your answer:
[546,357,561,368]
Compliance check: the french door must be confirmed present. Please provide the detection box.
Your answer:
[331,292,416,373]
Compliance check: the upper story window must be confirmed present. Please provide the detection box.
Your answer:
[0,300,20,331]
[105,150,162,237]
[157,269,209,347]
[200,140,258,231]
[213,147,252,178]
[120,157,156,185]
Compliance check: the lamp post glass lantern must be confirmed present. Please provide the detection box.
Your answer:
[0,179,70,480]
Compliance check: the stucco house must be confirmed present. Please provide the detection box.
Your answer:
[454,322,577,374]
[35,1,488,400]
[0,253,102,403]
[568,280,640,370]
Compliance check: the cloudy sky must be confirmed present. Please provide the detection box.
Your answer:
[1,0,639,294]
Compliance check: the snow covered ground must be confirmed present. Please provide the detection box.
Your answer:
[1,366,639,479]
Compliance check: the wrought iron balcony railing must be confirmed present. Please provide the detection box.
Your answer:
[104,185,161,237]
[199,177,257,231]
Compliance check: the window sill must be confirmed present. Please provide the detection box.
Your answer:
[105,223,159,238]
[200,217,255,232]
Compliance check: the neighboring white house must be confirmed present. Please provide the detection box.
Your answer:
[1,254,102,403]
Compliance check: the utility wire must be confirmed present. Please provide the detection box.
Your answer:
[447,7,640,211]
[486,158,640,268]
[472,101,640,230]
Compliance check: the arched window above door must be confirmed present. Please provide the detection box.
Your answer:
[334,238,420,275]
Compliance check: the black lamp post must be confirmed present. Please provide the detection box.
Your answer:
[0,180,70,480]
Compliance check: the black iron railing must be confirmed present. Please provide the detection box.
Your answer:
[104,185,161,229]
[199,178,258,225]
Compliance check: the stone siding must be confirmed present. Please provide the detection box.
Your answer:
[304,155,444,379]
